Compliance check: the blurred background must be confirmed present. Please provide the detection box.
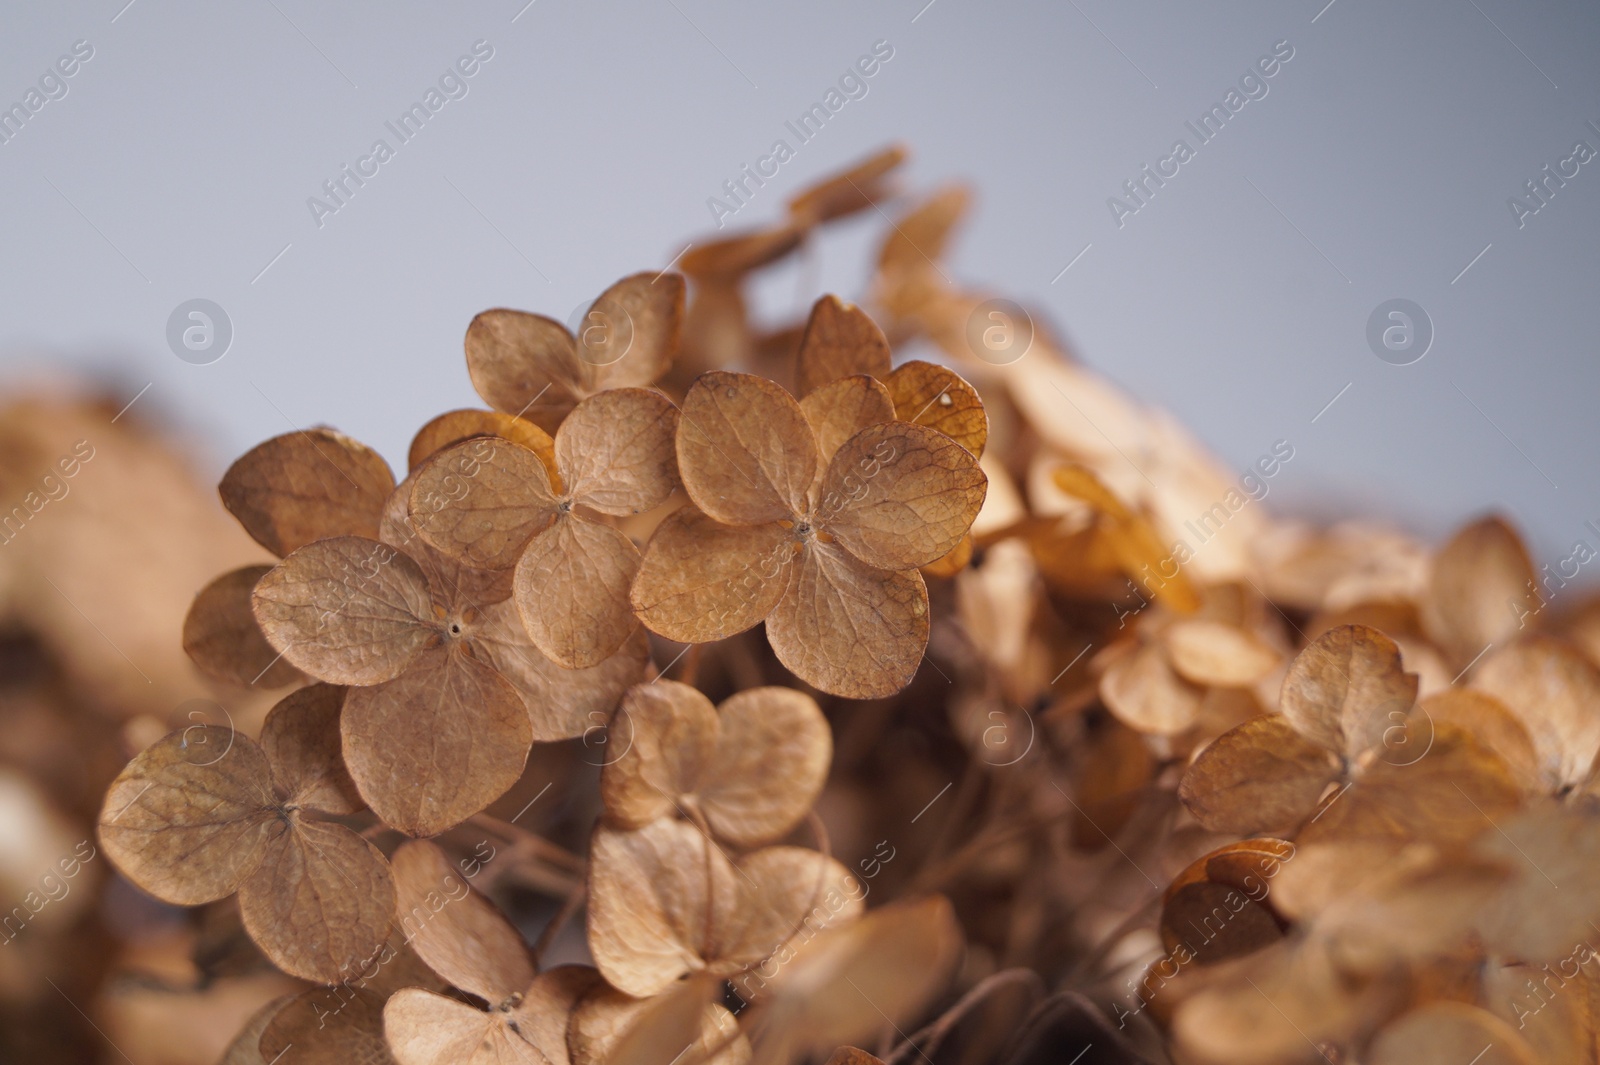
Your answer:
[0,2,1597,1060]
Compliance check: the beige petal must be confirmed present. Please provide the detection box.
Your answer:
[738,897,960,1060]
[572,978,747,1065]
[1177,716,1342,836]
[252,536,436,686]
[600,681,721,831]
[1299,722,1523,848]
[183,565,303,689]
[260,988,393,1065]
[259,684,361,815]
[700,687,831,848]
[472,602,650,742]
[876,184,968,275]
[800,376,896,465]
[408,408,559,485]
[1417,688,1541,793]
[1100,642,1205,735]
[631,508,795,643]
[1475,804,1600,963]
[820,422,987,570]
[794,296,892,398]
[556,388,680,516]
[585,272,686,392]
[587,820,742,997]
[1279,624,1418,761]
[342,649,532,836]
[98,727,277,905]
[464,308,582,429]
[237,815,395,984]
[1471,636,1600,792]
[391,839,531,1004]
[1369,1004,1536,1065]
[766,542,929,700]
[883,361,987,458]
[1163,619,1280,688]
[220,428,395,557]
[677,371,816,526]
[1423,515,1539,664]
[411,439,559,573]
[513,517,641,669]
[384,987,553,1065]
[381,473,513,609]
[721,848,863,969]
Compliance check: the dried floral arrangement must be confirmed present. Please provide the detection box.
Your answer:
[85,145,1600,1065]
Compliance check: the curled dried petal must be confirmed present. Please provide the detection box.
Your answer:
[408,408,558,483]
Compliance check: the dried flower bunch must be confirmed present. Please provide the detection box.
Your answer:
[87,145,1600,1065]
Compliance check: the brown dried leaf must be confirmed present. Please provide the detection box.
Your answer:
[408,408,558,482]
[183,565,302,689]
[1100,642,1204,735]
[260,988,395,1065]
[800,376,896,464]
[98,726,278,904]
[342,649,532,836]
[584,272,686,393]
[1368,1004,1536,1065]
[883,361,988,458]
[631,507,794,643]
[1177,716,1342,836]
[677,372,816,526]
[1279,624,1418,761]
[557,388,680,515]
[252,536,435,685]
[466,308,582,426]
[766,543,929,699]
[513,516,641,668]
[259,684,361,815]
[1471,636,1600,792]
[391,839,531,1004]
[220,429,395,557]
[820,422,987,570]
[681,225,804,278]
[237,816,395,983]
[1163,619,1279,688]
[1424,515,1539,664]
[411,438,559,572]
[1160,880,1283,965]
[476,603,650,741]
[794,296,892,398]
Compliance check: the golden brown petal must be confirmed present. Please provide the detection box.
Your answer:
[820,422,987,571]
[464,308,582,429]
[260,989,394,1065]
[219,428,395,557]
[677,371,817,526]
[383,987,556,1065]
[1471,636,1600,792]
[341,649,532,837]
[410,439,560,573]
[555,388,680,516]
[1423,514,1539,665]
[699,687,831,848]
[766,541,929,699]
[259,684,361,815]
[585,272,686,393]
[883,361,988,458]
[800,376,896,465]
[1177,716,1342,836]
[1100,642,1204,735]
[390,839,531,1004]
[1163,619,1280,688]
[98,727,278,905]
[513,516,641,669]
[631,507,794,644]
[794,296,892,398]
[1278,623,1418,761]
[408,408,559,484]
[237,815,395,984]
[600,680,720,832]
[183,565,303,689]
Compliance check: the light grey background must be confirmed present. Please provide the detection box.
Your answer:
[1,0,1597,570]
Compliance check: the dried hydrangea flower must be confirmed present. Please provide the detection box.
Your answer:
[631,370,986,698]
[98,685,394,983]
